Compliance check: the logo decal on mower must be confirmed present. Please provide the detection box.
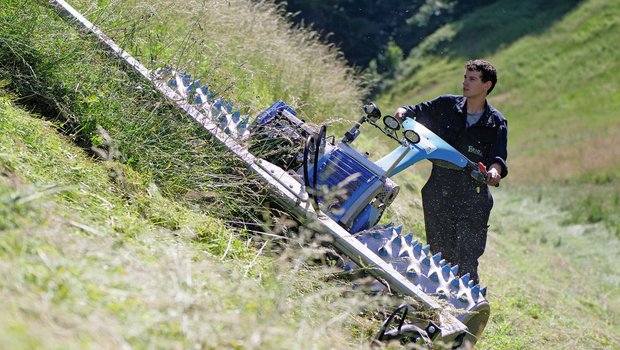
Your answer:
[468,145,483,156]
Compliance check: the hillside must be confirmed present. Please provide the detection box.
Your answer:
[1,1,377,349]
[377,0,620,348]
[1,0,619,349]
[380,0,619,245]
[0,91,380,348]
[381,0,620,184]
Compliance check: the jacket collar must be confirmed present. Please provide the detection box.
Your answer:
[454,96,496,128]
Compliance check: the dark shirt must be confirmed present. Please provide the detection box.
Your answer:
[401,94,508,193]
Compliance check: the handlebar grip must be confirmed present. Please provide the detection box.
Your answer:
[470,169,488,184]
[470,162,500,187]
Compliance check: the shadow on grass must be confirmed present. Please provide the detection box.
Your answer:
[416,0,585,59]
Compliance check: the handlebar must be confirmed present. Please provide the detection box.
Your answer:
[468,161,499,187]
[367,117,404,144]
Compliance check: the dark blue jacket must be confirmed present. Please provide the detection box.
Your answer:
[401,94,508,190]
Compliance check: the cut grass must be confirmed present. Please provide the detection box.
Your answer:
[375,5,620,346]
[477,185,619,349]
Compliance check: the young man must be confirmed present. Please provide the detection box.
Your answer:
[394,59,508,285]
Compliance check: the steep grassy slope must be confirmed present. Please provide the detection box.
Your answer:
[382,0,620,184]
[1,0,619,349]
[0,1,381,349]
[0,92,379,349]
[67,0,365,123]
[380,0,619,241]
[375,0,620,348]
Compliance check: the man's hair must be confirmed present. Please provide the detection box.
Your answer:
[466,59,498,94]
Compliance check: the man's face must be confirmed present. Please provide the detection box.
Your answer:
[462,70,489,98]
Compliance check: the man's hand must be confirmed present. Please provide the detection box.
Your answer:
[394,107,407,123]
[487,163,502,186]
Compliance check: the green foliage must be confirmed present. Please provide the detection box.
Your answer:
[275,0,497,68]
[378,40,404,79]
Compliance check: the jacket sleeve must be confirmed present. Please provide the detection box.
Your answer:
[401,95,447,129]
[490,119,508,178]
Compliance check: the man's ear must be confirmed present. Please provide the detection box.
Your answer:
[484,80,493,93]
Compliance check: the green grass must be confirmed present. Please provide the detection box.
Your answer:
[1,0,620,348]
[0,1,389,348]
[476,185,619,349]
[381,0,620,184]
[68,0,365,123]
[0,91,388,349]
[375,0,620,347]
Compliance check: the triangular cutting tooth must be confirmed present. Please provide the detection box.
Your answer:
[461,273,470,285]
[403,233,413,245]
[441,264,451,277]
[480,286,487,297]
[422,245,430,255]
[394,225,403,235]
[399,249,410,258]
[457,293,469,303]
[231,111,241,122]
[406,267,417,278]
[439,259,446,266]
[471,284,480,297]
[468,280,475,287]
[450,265,459,276]
[421,256,431,266]
[378,246,388,256]
[432,252,441,264]
[392,235,402,247]
[191,79,200,89]
[413,243,422,257]
[429,271,439,283]
[450,277,459,289]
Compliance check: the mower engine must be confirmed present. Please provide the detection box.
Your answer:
[247,100,399,234]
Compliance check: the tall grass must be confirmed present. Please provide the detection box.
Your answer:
[0,84,388,349]
[0,0,372,223]
[0,1,399,348]
[70,0,365,123]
